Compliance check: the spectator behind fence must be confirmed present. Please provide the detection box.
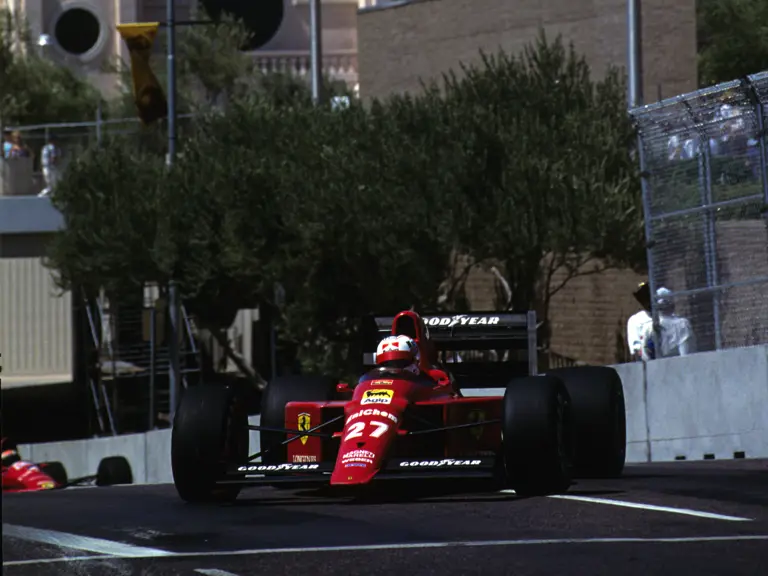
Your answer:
[4,131,32,159]
[642,287,695,360]
[2,130,11,158]
[627,282,653,361]
[39,135,62,197]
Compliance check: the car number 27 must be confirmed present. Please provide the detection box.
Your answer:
[344,420,390,442]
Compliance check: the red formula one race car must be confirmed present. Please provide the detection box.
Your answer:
[2,439,134,493]
[170,310,626,502]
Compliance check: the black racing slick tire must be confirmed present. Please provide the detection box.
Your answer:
[96,456,134,486]
[546,366,626,478]
[39,461,68,486]
[259,375,338,465]
[501,375,573,496]
[171,384,249,503]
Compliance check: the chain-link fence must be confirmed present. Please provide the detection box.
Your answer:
[630,71,768,355]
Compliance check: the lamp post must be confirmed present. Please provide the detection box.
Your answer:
[309,0,322,105]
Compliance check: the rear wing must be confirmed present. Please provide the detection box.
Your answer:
[361,311,540,379]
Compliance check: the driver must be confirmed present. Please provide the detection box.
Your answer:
[1,439,21,466]
[374,335,453,391]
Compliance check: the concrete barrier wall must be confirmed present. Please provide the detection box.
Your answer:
[644,344,768,461]
[18,416,262,486]
[17,344,768,483]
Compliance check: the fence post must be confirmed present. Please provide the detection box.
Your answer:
[635,126,661,350]
[168,281,181,423]
[684,100,722,350]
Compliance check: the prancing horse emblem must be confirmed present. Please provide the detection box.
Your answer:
[298,413,311,445]
[467,409,484,441]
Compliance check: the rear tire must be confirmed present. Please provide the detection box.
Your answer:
[259,375,338,464]
[171,384,249,503]
[546,366,626,478]
[96,456,133,486]
[260,375,338,490]
[501,375,573,496]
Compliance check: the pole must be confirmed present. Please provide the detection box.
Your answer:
[149,306,156,430]
[166,0,177,164]
[309,0,323,104]
[166,0,180,421]
[627,0,643,107]
[169,281,181,423]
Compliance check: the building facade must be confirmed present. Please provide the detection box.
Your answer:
[2,0,361,97]
[0,196,72,389]
[357,0,697,104]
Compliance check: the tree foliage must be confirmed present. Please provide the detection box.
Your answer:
[697,0,768,86]
[433,36,643,337]
[0,8,103,128]
[46,31,642,378]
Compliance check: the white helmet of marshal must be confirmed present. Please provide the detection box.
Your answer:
[374,335,421,374]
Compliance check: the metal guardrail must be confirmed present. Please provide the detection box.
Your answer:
[629,71,768,354]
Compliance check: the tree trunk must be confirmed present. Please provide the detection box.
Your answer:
[210,327,268,389]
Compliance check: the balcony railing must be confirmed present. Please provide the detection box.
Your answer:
[251,49,359,87]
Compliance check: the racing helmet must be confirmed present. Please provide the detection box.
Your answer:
[375,335,421,374]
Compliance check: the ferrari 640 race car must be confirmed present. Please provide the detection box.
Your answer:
[170,310,626,502]
[2,438,134,493]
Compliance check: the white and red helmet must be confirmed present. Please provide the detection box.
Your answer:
[374,335,421,374]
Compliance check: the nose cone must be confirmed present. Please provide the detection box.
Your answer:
[330,402,403,486]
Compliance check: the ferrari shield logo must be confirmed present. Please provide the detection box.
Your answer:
[298,412,311,445]
[467,409,484,441]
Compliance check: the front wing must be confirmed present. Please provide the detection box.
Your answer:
[216,456,499,487]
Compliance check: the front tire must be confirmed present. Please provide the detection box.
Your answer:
[39,461,68,486]
[171,384,249,503]
[501,375,572,496]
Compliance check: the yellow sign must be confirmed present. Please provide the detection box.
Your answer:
[116,22,168,125]
[361,389,394,405]
[298,412,311,445]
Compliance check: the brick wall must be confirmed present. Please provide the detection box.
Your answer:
[458,218,768,366]
[357,0,697,104]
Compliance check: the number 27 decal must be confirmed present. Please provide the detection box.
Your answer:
[344,420,390,442]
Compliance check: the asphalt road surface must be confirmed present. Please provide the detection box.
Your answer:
[3,459,768,576]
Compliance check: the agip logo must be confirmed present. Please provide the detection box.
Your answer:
[361,389,394,405]
[298,412,311,445]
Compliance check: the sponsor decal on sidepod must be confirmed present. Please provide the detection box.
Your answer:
[292,455,318,463]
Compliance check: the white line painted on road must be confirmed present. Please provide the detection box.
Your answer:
[194,569,240,576]
[4,534,768,567]
[548,495,753,522]
[3,524,174,558]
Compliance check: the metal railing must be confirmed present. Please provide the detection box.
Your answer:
[1,111,196,196]
[629,71,768,354]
